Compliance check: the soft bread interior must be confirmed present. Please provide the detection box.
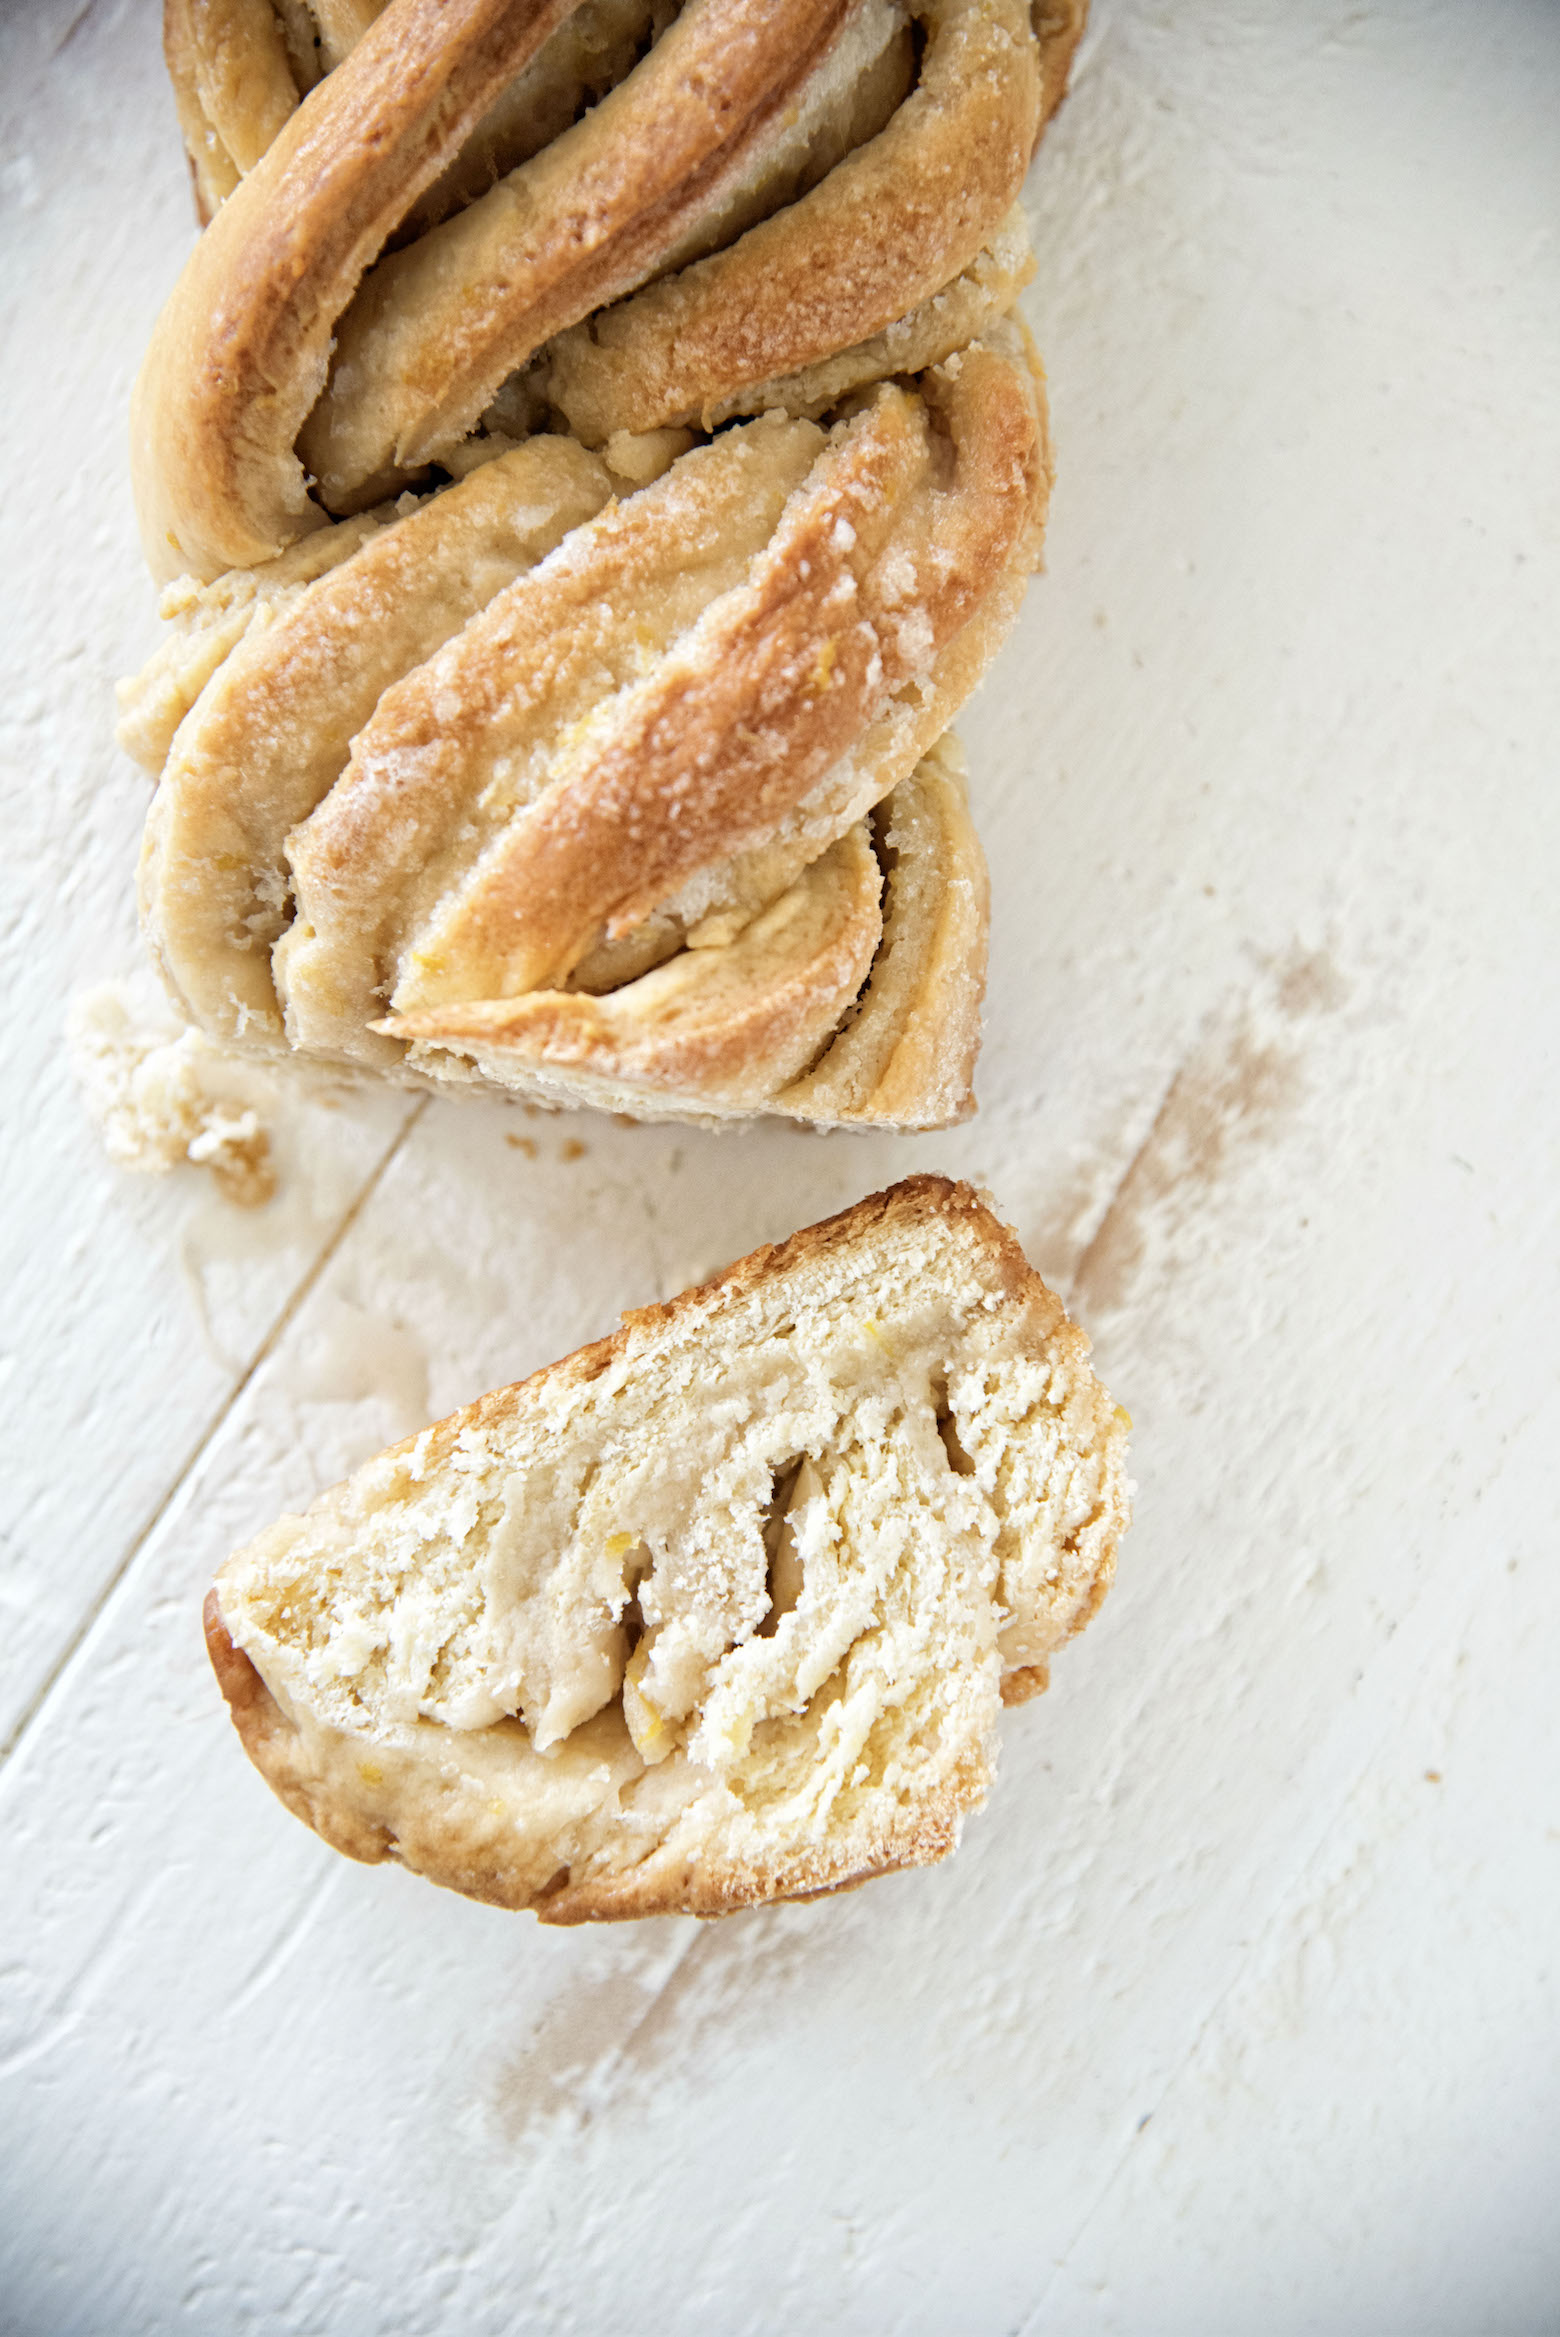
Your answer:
[212,1179,1130,1919]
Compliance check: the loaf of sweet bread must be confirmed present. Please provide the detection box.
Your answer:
[123,332,1047,1127]
[167,0,1087,219]
[207,1176,1131,1919]
[138,0,1078,580]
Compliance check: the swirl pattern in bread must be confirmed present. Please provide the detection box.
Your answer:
[123,333,1048,1127]
[138,0,1064,580]
[167,0,1087,218]
[207,1177,1131,1920]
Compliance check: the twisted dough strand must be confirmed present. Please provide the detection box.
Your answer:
[136,0,1047,581]
[126,333,1046,1127]
[136,0,592,579]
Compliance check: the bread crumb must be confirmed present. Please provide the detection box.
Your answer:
[603,426,695,488]
[67,983,276,1208]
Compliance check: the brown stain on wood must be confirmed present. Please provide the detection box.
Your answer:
[488,1907,831,2150]
[1069,946,1348,1317]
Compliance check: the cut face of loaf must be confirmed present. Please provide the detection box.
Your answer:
[140,0,1062,579]
[208,1177,1131,1920]
[125,336,1048,1129]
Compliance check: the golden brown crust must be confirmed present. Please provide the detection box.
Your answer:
[138,434,615,1045]
[538,0,1040,448]
[378,352,1036,1006]
[205,1177,1131,1920]
[203,1590,394,1864]
[164,0,1085,205]
[278,1174,1078,1521]
[606,1174,1048,1358]
[778,734,990,1126]
[531,1751,985,1923]
[131,340,1043,1128]
[546,198,1037,447]
[390,826,886,1107]
[296,0,870,501]
[161,0,1082,258]
[136,0,583,579]
[165,0,302,224]
[404,741,988,1124]
[1032,0,1088,136]
[137,0,1043,580]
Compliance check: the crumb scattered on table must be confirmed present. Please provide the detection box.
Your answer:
[67,983,276,1207]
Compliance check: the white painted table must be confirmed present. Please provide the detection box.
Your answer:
[3,4,1557,2330]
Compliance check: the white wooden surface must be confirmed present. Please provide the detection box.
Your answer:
[3,3,1558,2330]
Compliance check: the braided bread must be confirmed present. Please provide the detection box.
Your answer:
[167,0,1085,219]
[205,1176,1131,1920]
[137,0,1070,581]
[122,332,1048,1128]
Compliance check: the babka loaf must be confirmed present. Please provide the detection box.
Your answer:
[138,0,1077,579]
[167,0,1087,220]
[123,333,1047,1127]
[207,1176,1131,1919]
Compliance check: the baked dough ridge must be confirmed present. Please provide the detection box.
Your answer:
[127,331,1048,1128]
[137,0,1065,579]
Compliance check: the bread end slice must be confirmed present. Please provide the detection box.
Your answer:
[208,1177,1130,1920]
